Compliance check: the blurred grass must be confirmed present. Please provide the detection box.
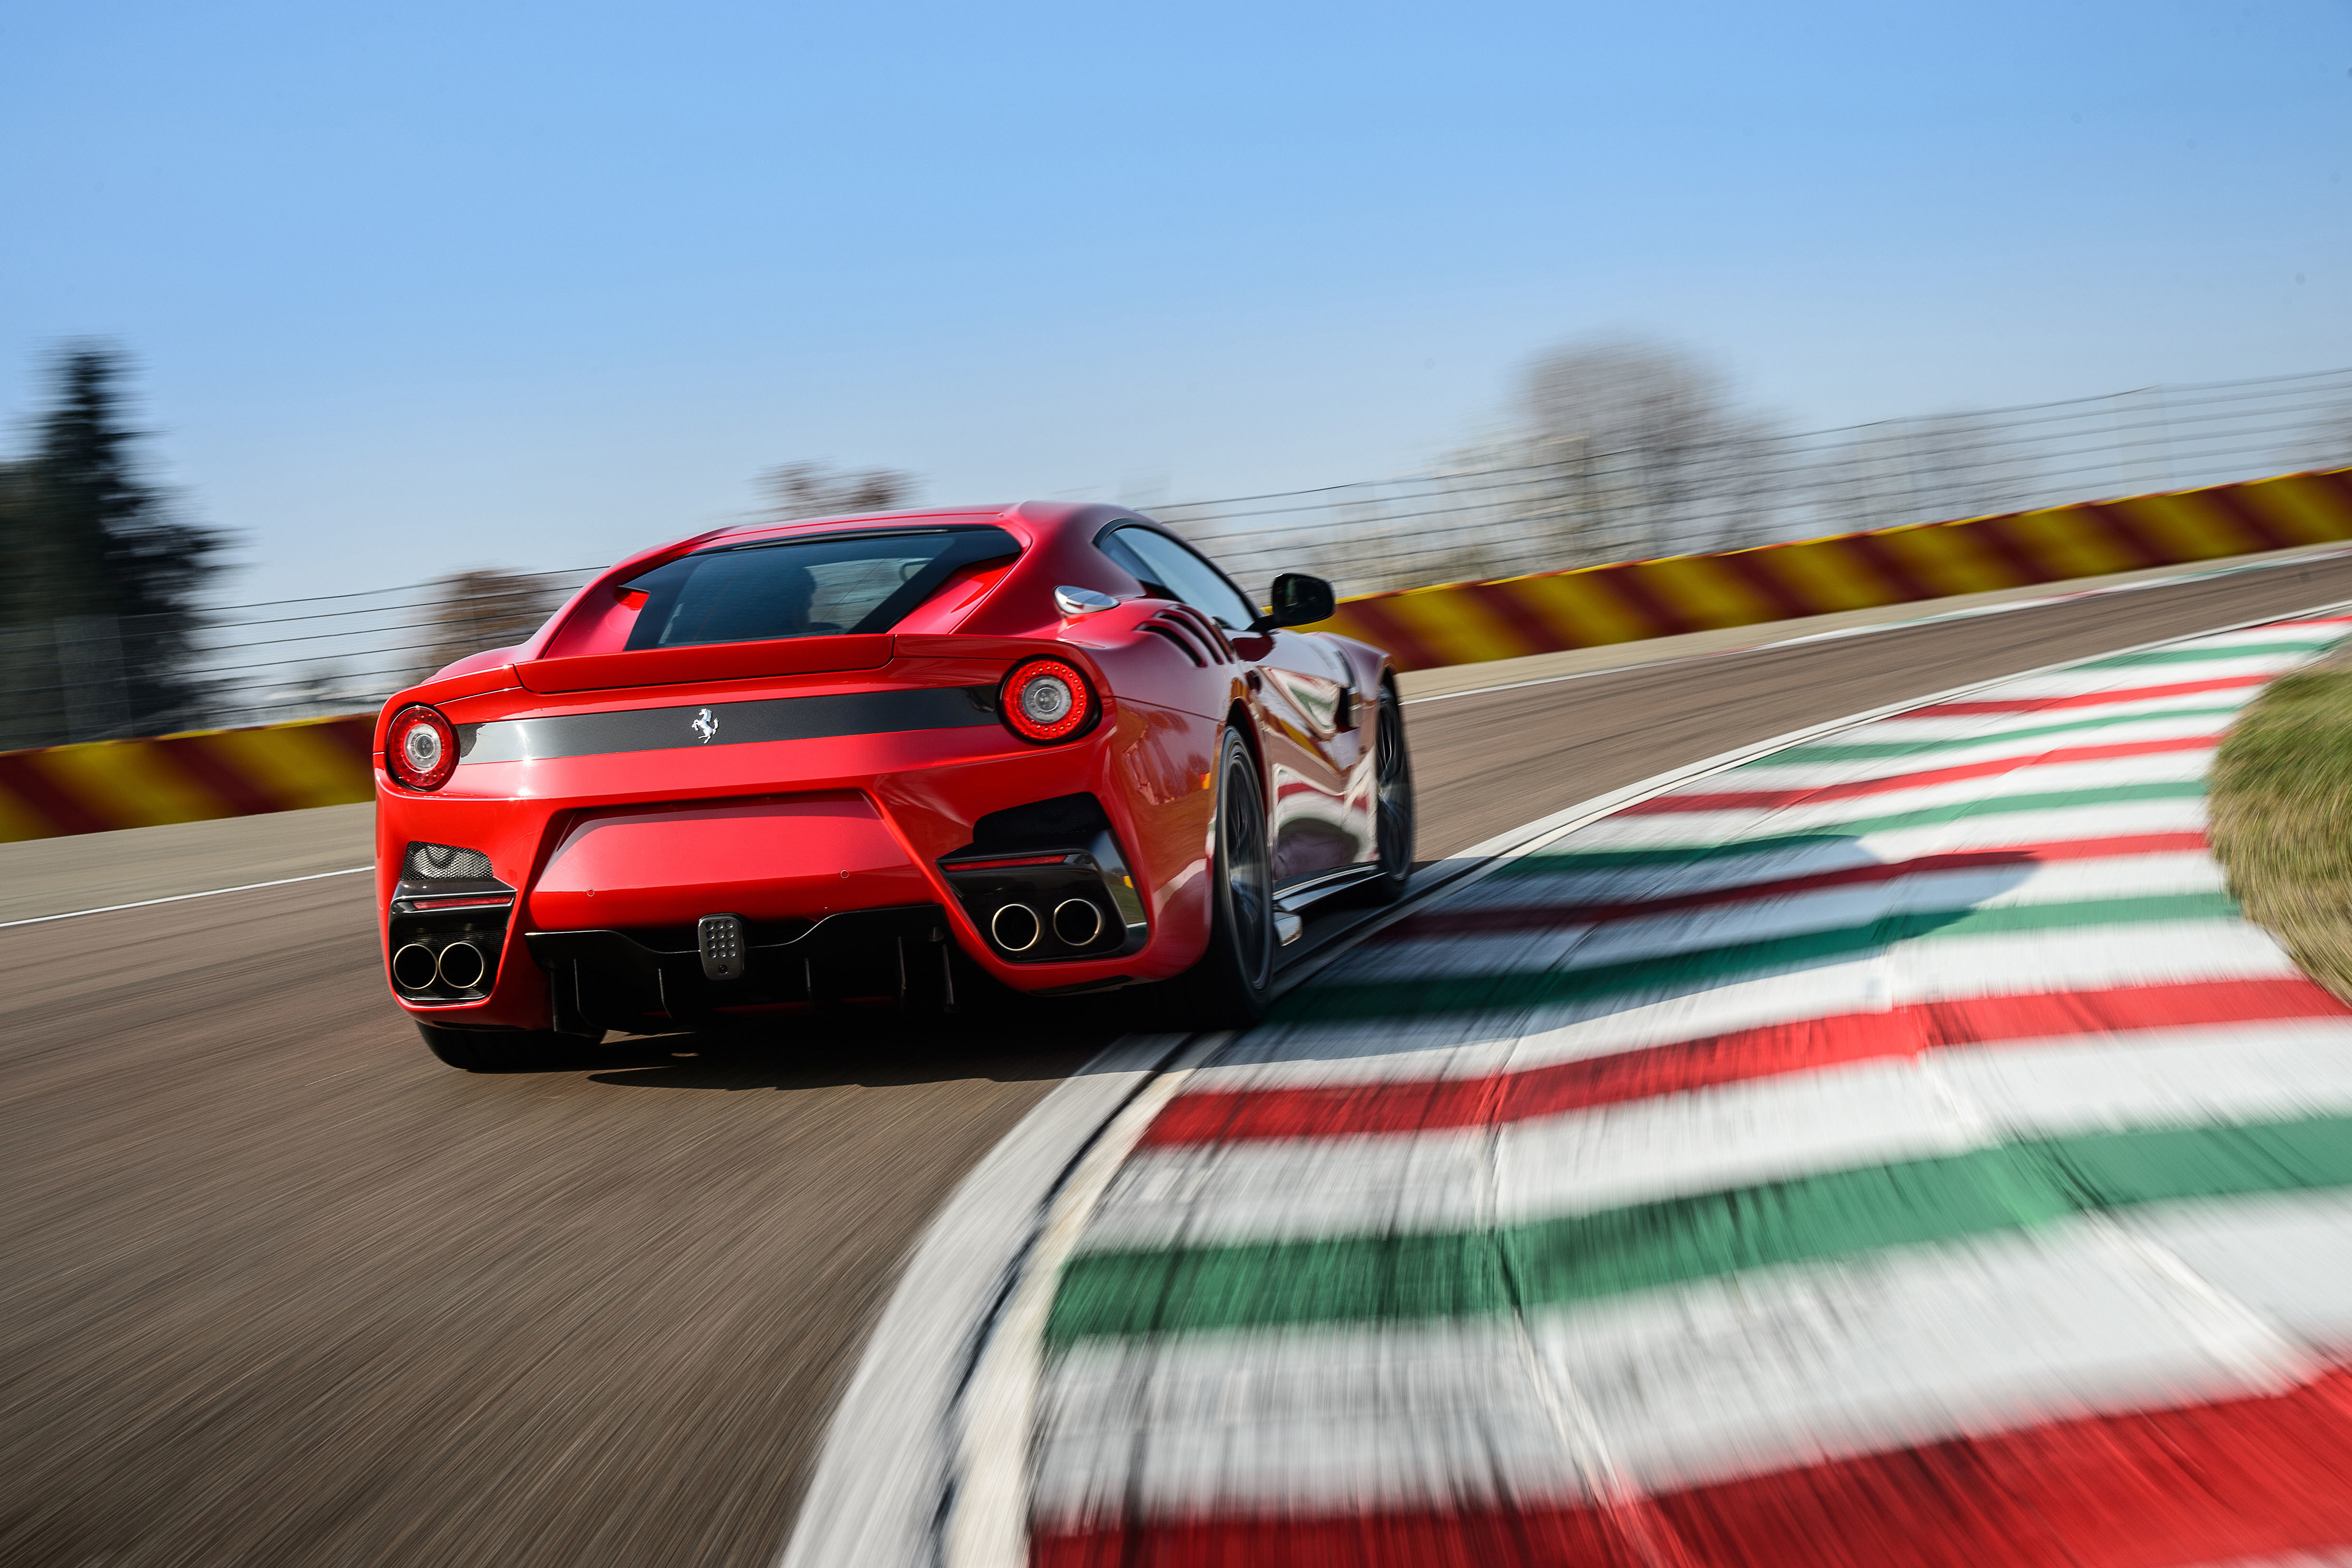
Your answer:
[2212,649,2352,1002]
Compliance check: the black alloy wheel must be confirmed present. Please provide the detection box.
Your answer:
[1182,725,1277,1027]
[415,1019,575,1072]
[1367,682,1416,902]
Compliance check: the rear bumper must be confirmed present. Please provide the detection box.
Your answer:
[374,703,1214,1030]
[528,905,955,1034]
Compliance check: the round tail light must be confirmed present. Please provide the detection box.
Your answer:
[385,704,459,791]
[1000,658,1097,744]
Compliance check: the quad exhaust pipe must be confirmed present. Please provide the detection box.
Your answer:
[391,942,439,990]
[1051,898,1105,947]
[392,939,490,993]
[987,899,1108,954]
[435,940,489,990]
[989,902,1042,952]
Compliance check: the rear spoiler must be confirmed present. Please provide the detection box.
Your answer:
[514,634,896,694]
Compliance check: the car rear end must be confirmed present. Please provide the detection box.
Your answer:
[373,508,1210,1040]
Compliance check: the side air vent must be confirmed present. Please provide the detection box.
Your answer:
[1164,604,1236,662]
[394,841,514,905]
[406,842,493,881]
[1141,621,1207,666]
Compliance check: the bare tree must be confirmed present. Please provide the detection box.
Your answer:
[411,569,564,684]
[758,461,915,522]
[1169,339,1790,598]
[1805,410,2042,536]
[1516,338,1786,556]
[1523,339,1735,457]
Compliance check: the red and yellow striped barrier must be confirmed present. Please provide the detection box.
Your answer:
[0,714,373,843]
[6,466,2351,841]
[1320,466,2352,671]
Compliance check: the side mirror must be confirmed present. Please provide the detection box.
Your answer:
[1258,572,1336,631]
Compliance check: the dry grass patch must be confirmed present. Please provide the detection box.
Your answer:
[2211,646,2352,1004]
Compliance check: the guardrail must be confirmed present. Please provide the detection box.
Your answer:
[0,715,372,842]
[1320,465,2352,670]
[3,464,2348,843]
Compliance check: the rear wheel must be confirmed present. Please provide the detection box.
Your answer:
[416,1020,574,1072]
[1181,726,1276,1028]
[1364,682,1415,903]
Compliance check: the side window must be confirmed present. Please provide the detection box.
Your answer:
[1102,527,1260,631]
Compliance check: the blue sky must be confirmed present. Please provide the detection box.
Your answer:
[3,1,2347,602]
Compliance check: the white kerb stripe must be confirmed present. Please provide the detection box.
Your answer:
[1196,919,2299,1096]
[1562,753,2211,850]
[1030,1216,2310,1527]
[1363,852,2221,982]
[1081,1021,2352,1252]
[1722,710,2236,791]
[1475,799,2212,907]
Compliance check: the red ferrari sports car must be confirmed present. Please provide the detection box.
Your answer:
[373,502,1413,1070]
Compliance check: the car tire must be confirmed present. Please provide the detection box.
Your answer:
[1181,725,1278,1028]
[416,1020,571,1072]
[1363,680,1415,904]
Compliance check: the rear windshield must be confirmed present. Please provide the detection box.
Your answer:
[621,526,1020,651]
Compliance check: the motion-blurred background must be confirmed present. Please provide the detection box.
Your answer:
[3,1,2347,746]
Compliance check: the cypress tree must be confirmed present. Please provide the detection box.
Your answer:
[1,344,225,742]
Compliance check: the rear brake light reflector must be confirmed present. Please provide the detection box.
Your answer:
[1000,659,1096,744]
[385,705,458,791]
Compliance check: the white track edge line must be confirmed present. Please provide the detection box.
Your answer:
[782,593,2352,1568]
[0,865,373,929]
[942,1033,1230,1568]
[775,1032,1201,1568]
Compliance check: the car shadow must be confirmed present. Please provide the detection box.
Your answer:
[1247,838,2049,1063]
[574,985,1143,1091]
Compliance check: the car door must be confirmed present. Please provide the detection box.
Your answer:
[1249,621,1368,878]
[1097,525,1360,884]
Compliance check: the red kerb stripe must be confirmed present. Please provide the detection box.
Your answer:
[1622,735,2215,814]
[1908,673,2274,716]
[1371,834,2208,940]
[1139,976,2349,1147]
[1032,1368,2352,1568]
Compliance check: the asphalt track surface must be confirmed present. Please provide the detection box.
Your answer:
[10,555,2352,1568]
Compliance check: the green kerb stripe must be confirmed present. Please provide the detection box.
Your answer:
[1757,705,2249,765]
[1500,780,2207,872]
[2072,640,2335,668]
[1278,891,2237,1024]
[1046,1112,2352,1345]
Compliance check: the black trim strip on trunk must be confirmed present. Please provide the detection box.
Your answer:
[457,685,1000,764]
